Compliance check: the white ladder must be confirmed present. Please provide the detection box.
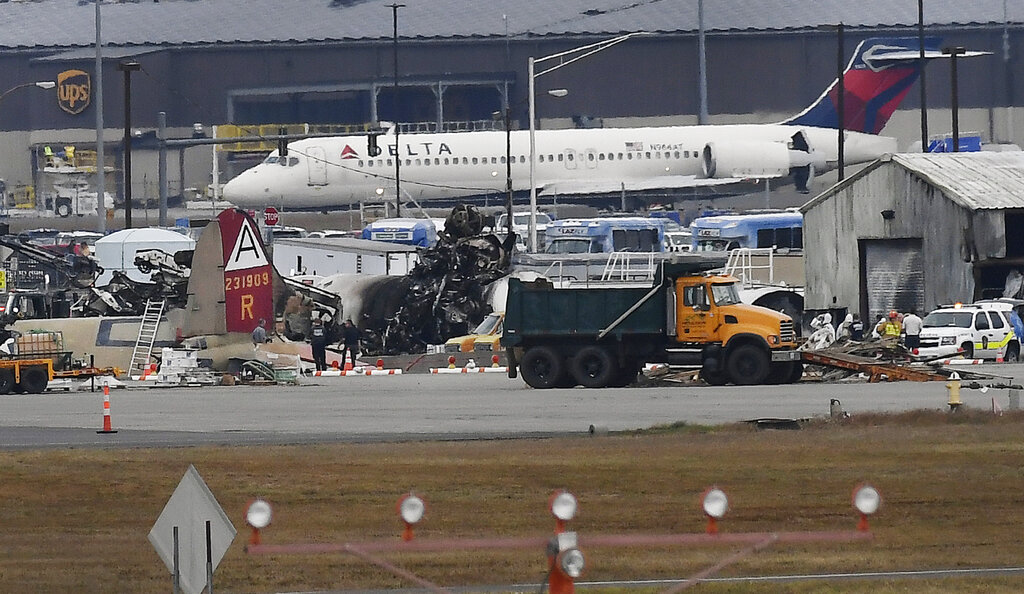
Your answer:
[129,298,165,378]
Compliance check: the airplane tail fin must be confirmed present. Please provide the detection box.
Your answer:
[183,208,280,337]
[783,36,941,134]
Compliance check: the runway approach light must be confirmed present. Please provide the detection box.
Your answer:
[852,484,881,532]
[701,487,729,534]
[245,498,273,545]
[549,490,578,533]
[398,493,426,541]
[557,546,585,578]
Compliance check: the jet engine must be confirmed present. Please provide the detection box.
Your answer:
[702,130,826,194]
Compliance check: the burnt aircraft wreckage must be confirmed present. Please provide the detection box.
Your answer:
[0,205,513,369]
[288,205,514,355]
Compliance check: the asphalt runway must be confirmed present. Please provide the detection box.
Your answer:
[1,364,1019,449]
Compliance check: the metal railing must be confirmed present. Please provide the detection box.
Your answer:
[723,247,776,287]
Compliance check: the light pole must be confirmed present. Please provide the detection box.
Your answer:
[118,61,140,229]
[0,81,55,105]
[503,106,512,237]
[918,0,929,152]
[527,32,649,252]
[943,46,966,152]
[389,3,404,217]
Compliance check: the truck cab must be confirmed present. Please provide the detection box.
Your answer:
[674,274,799,384]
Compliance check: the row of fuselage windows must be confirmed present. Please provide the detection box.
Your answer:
[355,150,701,169]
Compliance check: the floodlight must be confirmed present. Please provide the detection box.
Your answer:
[549,490,578,521]
[557,548,585,578]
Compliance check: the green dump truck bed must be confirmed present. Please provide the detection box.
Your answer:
[503,278,666,347]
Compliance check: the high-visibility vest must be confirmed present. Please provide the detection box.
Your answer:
[884,321,901,337]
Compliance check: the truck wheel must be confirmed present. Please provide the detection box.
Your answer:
[18,367,48,394]
[765,362,791,384]
[786,362,804,383]
[726,344,770,385]
[55,199,72,218]
[700,368,729,386]
[960,342,974,359]
[571,346,616,388]
[1005,344,1019,363]
[520,347,564,389]
[0,370,13,395]
[610,362,640,387]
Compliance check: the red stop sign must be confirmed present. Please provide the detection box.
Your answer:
[263,207,279,226]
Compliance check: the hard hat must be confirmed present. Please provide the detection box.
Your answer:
[889,310,898,318]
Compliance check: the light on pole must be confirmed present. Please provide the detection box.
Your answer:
[0,80,56,105]
[527,32,649,252]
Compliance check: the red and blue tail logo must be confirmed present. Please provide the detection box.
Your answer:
[784,37,940,134]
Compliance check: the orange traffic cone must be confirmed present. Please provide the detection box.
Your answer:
[344,352,354,371]
[97,385,117,434]
[997,347,1005,363]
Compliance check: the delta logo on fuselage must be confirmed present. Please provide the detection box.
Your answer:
[341,142,454,161]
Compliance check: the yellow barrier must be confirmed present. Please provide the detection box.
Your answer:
[214,123,375,152]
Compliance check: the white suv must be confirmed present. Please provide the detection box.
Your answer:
[917,302,1020,361]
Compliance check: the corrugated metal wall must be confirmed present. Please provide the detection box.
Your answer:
[803,160,981,319]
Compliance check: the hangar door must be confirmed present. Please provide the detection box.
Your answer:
[860,238,926,323]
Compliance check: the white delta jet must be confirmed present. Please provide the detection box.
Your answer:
[222,36,979,209]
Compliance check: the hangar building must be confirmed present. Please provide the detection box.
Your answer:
[0,0,1022,209]
[802,152,1024,323]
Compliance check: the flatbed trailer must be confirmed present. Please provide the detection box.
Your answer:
[0,357,54,394]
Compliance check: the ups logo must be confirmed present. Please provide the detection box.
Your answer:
[57,69,91,115]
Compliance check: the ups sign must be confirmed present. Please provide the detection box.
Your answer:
[57,69,91,115]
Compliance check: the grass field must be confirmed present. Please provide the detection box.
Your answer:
[2,409,1024,593]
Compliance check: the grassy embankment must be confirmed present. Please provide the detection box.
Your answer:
[2,409,1024,592]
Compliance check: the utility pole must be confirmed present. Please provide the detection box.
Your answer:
[118,61,140,229]
[389,3,404,217]
[918,0,929,152]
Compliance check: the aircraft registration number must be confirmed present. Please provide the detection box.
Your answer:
[225,272,271,291]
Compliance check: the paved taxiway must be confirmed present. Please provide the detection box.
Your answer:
[0,364,1019,449]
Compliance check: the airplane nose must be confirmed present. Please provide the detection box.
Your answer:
[222,168,265,206]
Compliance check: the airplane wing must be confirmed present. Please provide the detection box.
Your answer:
[538,175,772,196]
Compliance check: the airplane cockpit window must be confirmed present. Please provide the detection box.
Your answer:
[263,156,279,164]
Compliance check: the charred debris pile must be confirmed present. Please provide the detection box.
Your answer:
[375,205,514,355]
